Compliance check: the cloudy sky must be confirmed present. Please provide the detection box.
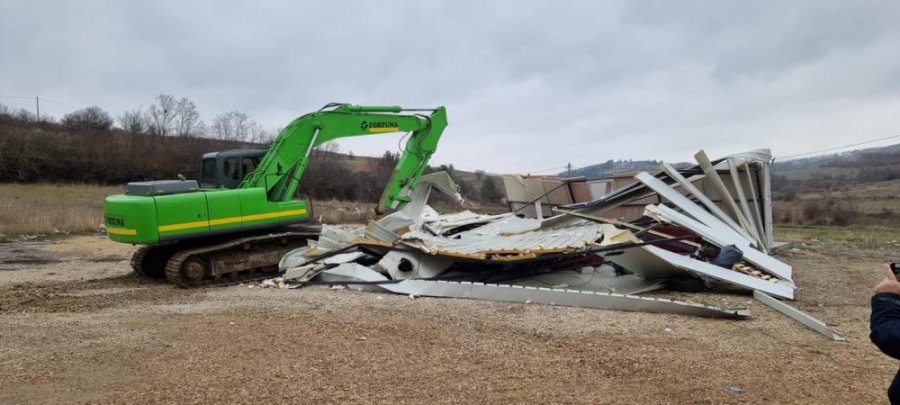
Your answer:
[2,1,900,173]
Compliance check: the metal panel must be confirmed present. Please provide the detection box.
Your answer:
[636,173,749,243]
[454,214,541,237]
[727,158,763,244]
[761,162,775,250]
[695,150,762,247]
[398,223,603,259]
[570,182,593,203]
[644,204,793,281]
[324,264,750,318]
[741,163,767,250]
[646,245,794,299]
[660,163,746,238]
[501,175,529,203]
[753,291,844,341]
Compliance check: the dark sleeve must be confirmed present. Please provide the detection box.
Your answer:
[870,292,900,360]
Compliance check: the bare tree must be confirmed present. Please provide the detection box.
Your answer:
[61,106,113,131]
[312,141,340,160]
[209,110,263,142]
[255,127,279,144]
[173,97,202,137]
[119,108,147,134]
[0,103,10,116]
[147,94,176,136]
[14,108,36,122]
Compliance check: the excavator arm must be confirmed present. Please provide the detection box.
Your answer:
[240,104,448,211]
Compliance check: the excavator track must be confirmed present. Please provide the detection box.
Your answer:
[130,244,178,279]
[163,231,318,288]
[130,246,150,277]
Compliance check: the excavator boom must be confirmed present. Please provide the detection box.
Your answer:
[241,104,448,210]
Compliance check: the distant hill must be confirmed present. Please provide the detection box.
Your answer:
[773,142,900,171]
[772,142,900,182]
[560,159,690,179]
[555,143,900,182]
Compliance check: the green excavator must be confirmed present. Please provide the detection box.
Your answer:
[103,103,448,287]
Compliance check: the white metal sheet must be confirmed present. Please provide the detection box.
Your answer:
[323,264,750,318]
[753,291,844,341]
[644,204,792,281]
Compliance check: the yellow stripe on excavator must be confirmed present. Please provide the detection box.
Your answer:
[158,208,308,233]
[369,127,400,133]
[106,227,138,236]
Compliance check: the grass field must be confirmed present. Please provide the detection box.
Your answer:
[0,183,511,239]
[0,183,383,238]
[775,225,900,250]
[0,183,122,238]
[775,166,859,180]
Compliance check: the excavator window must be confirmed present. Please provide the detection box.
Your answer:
[200,158,216,187]
[224,157,240,181]
[241,157,259,178]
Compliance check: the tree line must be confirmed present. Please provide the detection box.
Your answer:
[0,103,506,205]
[0,94,276,143]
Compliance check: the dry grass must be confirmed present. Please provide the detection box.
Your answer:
[776,225,900,250]
[0,183,501,239]
[309,199,508,224]
[309,199,379,224]
[0,183,123,238]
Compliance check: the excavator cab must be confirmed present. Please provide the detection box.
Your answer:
[199,149,266,189]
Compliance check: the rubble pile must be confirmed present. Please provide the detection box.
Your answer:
[265,150,844,340]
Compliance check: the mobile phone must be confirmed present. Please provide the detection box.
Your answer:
[892,263,900,276]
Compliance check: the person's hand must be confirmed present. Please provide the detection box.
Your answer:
[874,263,900,295]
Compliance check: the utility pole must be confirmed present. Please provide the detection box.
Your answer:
[567,162,572,177]
[35,97,39,122]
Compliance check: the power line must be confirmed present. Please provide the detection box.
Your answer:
[776,133,900,160]
[527,165,568,174]
[0,95,81,108]
[39,98,80,108]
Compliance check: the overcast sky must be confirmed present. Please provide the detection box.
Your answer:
[2,1,900,173]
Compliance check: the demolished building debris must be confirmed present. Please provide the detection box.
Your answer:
[272,149,842,340]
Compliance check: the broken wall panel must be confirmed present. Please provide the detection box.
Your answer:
[643,204,792,281]
[647,246,794,299]
[636,173,753,245]
[660,163,747,238]
[534,150,774,248]
[324,264,750,319]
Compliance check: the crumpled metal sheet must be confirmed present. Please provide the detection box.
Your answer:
[712,149,771,170]
[279,224,363,271]
[422,210,511,235]
[282,251,366,281]
[643,203,792,282]
[396,223,604,261]
[365,171,462,243]
[451,214,542,238]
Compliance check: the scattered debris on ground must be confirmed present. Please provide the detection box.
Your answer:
[0,215,893,403]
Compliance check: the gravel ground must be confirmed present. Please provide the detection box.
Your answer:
[0,234,896,403]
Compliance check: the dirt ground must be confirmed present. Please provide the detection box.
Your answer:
[0,234,897,403]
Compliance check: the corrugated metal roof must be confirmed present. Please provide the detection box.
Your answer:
[424,210,512,235]
[398,223,603,260]
[453,214,541,238]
